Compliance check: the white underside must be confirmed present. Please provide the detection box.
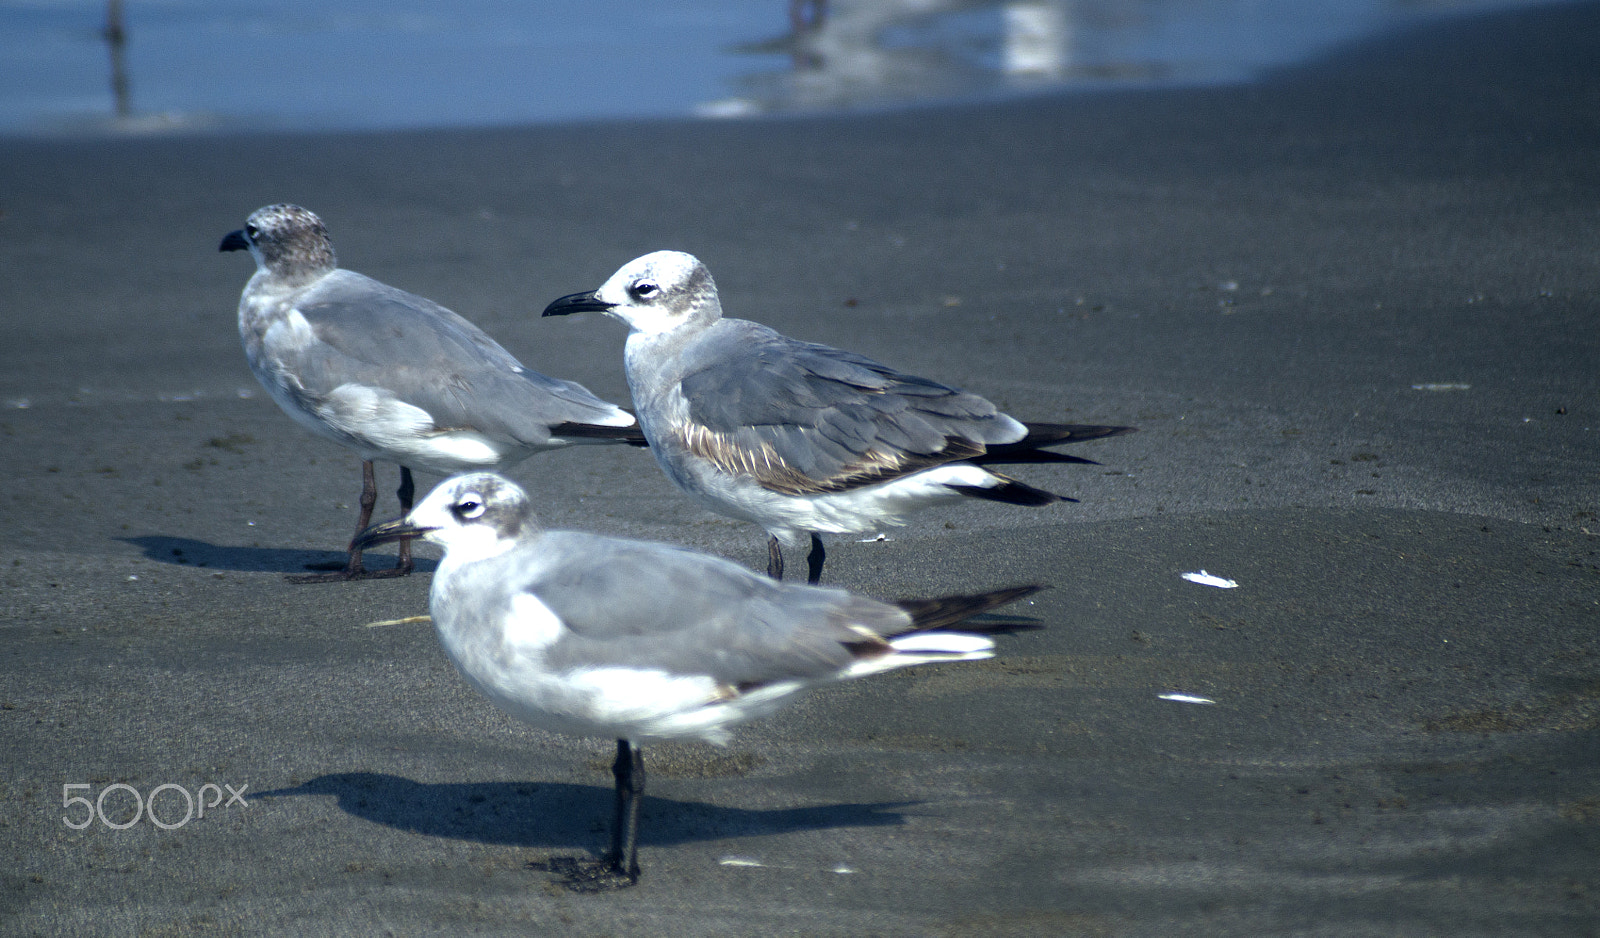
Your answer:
[313,383,520,471]
[685,461,1010,547]
[256,369,534,473]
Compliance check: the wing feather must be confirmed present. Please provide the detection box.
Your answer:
[287,272,629,443]
[499,533,909,686]
[673,320,1024,494]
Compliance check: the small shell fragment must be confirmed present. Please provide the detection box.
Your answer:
[1158,693,1216,705]
[718,856,854,874]
[719,857,765,868]
[1182,570,1238,589]
[1411,383,1470,391]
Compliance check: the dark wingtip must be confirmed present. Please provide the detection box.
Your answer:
[895,584,1048,634]
[972,450,1100,467]
[548,422,650,447]
[969,422,1134,468]
[1023,423,1138,443]
[947,478,1068,506]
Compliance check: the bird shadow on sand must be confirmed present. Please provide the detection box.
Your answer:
[253,771,910,852]
[117,535,437,575]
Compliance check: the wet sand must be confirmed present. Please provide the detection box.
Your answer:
[2,2,1597,934]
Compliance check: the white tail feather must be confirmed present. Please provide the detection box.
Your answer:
[889,633,995,655]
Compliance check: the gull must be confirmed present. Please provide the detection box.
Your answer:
[353,472,1043,889]
[220,204,643,582]
[543,251,1132,584]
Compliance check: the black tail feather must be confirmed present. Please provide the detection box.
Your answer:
[948,475,1072,506]
[973,422,1135,466]
[895,585,1047,634]
[1019,422,1137,446]
[972,449,1100,467]
[550,422,650,446]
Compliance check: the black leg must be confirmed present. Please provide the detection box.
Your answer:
[806,533,826,585]
[609,739,644,882]
[609,739,627,867]
[393,466,415,574]
[767,535,785,580]
[534,739,645,891]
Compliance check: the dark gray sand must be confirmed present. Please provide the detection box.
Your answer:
[3,3,1598,934]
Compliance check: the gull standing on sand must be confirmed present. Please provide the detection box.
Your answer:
[543,251,1132,584]
[220,204,643,582]
[353,471,1042,888]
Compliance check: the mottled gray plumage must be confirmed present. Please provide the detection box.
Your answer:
[254,270,630,460]
[674,318,1024,493]
[221,204,641,581]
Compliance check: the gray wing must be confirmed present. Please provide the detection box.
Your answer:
[289,271,630,439]
[507,532,908,687]
[674,319,1023,495]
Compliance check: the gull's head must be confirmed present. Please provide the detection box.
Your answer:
[351,472,538,564]
[219,204,337,284]
[542,250,720,336]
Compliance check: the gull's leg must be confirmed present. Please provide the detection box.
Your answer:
[538,738,644,891]
[350,459,379,571]
[346,464,414,579]
[392,466,415,575]
[292,461,412,582]
[806,533,826,585]
[608,739,627,867]
[291,460,378,582]
[767,535,785,580]
[609,739,644,882]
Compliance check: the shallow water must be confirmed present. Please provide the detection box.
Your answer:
[0,0,1565,136]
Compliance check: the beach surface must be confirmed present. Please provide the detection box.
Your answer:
[2,3,1597,934]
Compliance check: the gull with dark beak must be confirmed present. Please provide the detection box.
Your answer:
[353,471,1043,889]
[543,250,1132,584]
[220,204,644,581]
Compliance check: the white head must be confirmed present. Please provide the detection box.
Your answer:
[352,472,539,565]
[542,250,721,336]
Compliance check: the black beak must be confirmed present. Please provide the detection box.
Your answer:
[219,230,250,252]
[351,516,433,552]
[542,290,615,317]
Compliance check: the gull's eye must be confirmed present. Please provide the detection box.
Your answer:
[244,224,259,239]
[628,279,659,301]
[452,497,485,520]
